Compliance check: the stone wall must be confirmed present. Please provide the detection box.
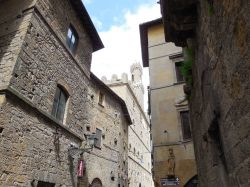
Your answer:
[36,0,93,74]
[0,0,36,89]
[0,93,80,187]
[83,77,129,187]
[190,1,250,186]
[0,0,97,186]
[10,7,92,138]
[103,72,154,187]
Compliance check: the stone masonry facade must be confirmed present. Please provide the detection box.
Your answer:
[0,0,131,186]
[160,0,250,186]
[102,63,154,187]
[189,1,250,186]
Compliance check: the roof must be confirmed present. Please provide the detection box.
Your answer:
[70,0,104,52]
[90,73,132,125]
[139,18,163,67]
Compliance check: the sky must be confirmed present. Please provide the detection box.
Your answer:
[82,0,161,109]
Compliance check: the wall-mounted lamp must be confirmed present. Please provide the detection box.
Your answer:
[68,133,96,157]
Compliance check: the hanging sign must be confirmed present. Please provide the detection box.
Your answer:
[77,160,85,177]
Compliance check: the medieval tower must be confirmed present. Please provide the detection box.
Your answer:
[130,63,144,110]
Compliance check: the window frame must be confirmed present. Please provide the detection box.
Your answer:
[179,110,192,140]
[175,61,185,83]
[66,24,78,53]
[98,91,105,107]
[52,85,69,123]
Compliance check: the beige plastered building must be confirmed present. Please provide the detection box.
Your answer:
[139,19,197,187]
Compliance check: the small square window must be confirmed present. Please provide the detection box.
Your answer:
[66,25,78,53]
[175,61,184,82]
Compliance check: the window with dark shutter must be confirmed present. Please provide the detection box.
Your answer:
[94,128,102,149]
[66,25,78,53]
[175,61,184,82]
[180,111,192,140]
[52,86,68,123]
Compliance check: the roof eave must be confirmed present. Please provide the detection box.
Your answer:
[139,18,163,68]
[70,0,104,52]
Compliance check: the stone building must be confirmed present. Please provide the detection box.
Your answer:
[139,19,197,187]
[0,0,131,186]
[160,0,250,187]
[101,63,154,187]
[83,73,131,187]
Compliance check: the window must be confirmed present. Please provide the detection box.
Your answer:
[94,128,102,149]
[37,181,55,187]
[66,25,78,53]
[114,138,118,146]
[52,86,68,123]
[98,92,104,106]
[175,61,184,82]
[180,111,192,140]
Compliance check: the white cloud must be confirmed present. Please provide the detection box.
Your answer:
[91,2,161,110]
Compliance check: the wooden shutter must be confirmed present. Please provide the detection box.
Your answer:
[52,87,60,117]
[180,111,191,140]
[95,128,102,149]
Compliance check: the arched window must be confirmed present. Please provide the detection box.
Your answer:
[90,178,102,187]
[66,24,78,53]
[52,85,68,123]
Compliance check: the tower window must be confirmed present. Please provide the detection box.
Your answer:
[52,86,68,123]
[180,111,192,140]
[66,25,78,53]
[175,61,184,82]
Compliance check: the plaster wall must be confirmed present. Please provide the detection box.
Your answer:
[146,22,197,187]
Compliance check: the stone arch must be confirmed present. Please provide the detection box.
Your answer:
[184,175,198,187]
[89,178,102,187]
[57,79,72,96]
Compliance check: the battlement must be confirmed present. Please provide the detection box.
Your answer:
[101,73,129,84]
[101,63,145,110]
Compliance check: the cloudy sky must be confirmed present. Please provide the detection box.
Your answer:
[82,0,161,109]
